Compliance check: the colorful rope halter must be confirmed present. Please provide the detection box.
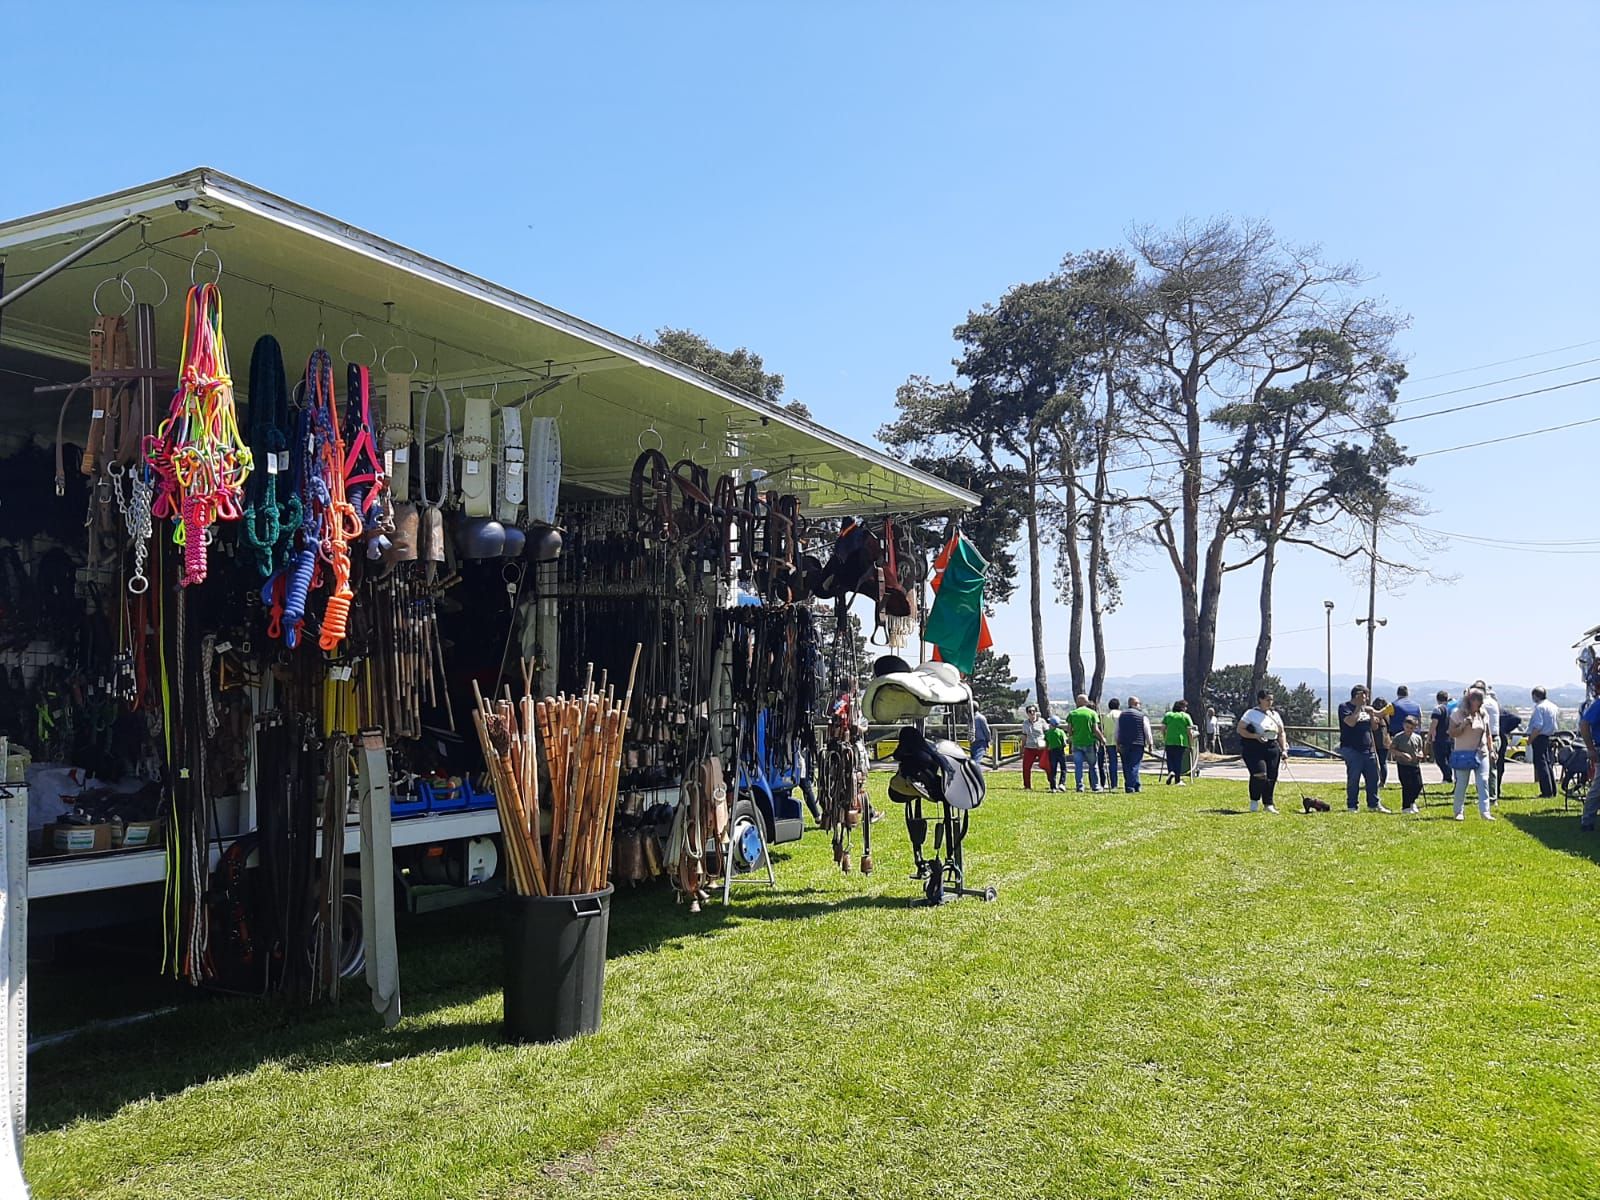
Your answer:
[142,283,252,585]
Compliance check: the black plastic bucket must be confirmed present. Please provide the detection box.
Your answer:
[503,885,613,1043]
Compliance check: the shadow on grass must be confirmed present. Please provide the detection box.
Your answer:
[1505,808,1600,868]
[28,869,906,1130]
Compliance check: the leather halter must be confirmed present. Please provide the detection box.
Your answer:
[629,449,673,541]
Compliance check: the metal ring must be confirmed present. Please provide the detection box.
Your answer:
[340,331,378,367]
[190,246,223,286]
[637,427,663,452]
[93,274,136,317]
[381,344,419,374]
[127,574,149,595]
[122,263,169,308]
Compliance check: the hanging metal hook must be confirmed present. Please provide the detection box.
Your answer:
[189,230,223,286]
[122,225,169,307]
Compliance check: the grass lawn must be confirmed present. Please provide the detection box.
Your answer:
[24,772,1600,1199]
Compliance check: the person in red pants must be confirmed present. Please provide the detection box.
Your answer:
[1020,703,1048,790]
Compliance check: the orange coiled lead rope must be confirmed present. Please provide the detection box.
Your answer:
[303,350,361,652]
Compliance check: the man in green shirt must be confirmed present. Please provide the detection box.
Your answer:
[1162,700,1194,785]
[1067,693,1105,793]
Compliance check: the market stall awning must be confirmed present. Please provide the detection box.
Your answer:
[0,168,974,516]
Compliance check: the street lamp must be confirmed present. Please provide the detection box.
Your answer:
[1324,601,1335,729]
[1356,616,1388,695]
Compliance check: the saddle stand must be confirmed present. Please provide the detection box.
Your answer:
[889,724,995,907]
[899,786,994,907]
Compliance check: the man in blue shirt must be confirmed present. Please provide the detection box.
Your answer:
[1339,684,1391,812]
[1580,695,1600,831]
[1525,686,1560,799]
[1388,685,1423,740]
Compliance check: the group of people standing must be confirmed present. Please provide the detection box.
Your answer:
[1018,696,1196,794]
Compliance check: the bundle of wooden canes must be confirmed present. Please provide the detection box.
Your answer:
[471,644,641,897]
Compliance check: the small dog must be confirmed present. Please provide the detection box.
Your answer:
[1301,796,1330,813]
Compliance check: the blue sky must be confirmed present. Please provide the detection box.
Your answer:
[4,2,1596,692]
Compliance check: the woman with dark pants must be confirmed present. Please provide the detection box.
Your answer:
[1237,689,1286,813]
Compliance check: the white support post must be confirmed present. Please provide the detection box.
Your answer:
[1,781,28,1191]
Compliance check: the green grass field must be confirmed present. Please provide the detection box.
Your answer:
[24,773,1600,1199]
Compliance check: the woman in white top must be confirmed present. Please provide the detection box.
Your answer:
[1236,689,1288,813]
[1020,704,1048,791]
[1448,688,1496,821]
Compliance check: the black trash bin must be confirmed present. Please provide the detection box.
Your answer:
[503,885,613,1043]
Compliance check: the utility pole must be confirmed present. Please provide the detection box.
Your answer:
[1356,500,1386,695]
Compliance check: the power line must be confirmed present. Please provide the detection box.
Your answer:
[1411,414,1600,459]
[1419,527,1600,548]
[1384,374,1600,427]
[1041,622,1328,657]
[1398,355,1600,405]
[1407,336,1600,382]
[1044,373,1597,487]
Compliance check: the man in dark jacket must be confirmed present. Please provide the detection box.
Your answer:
[1430,690,1454,785]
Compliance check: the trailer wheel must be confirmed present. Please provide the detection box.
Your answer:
[729,797,766,872]
[308,867,366,980]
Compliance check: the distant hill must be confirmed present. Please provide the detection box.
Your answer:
[1049,669,1587,712]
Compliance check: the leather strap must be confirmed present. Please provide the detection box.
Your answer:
[495,405,524,523]
[458,395,492,517]
[414,381,452,510]
[382,373,413,501]
[525,413,561,527]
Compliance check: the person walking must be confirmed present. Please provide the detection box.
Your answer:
[1430,689,1455,785]
[1162,700,1194,786]
[1338,684,1391,812]
[1205,707,1222,755]
[1237,689,1286,813]
[1118,697,1153,793]
[1449,687,1496,821]
[1020,704,1048,791]
[1526,686,1560,799]
[1044,716,1069,793]
[1067,694,1104,793]
[1100,698,1122,791]
[1390,713,1427,814]
[970,709,992,770]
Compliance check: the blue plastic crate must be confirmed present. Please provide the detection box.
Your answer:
[418,778,469,813]
[466,776,498,811]
[390,789,428,818]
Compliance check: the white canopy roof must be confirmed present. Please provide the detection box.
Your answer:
[0,168,975,516]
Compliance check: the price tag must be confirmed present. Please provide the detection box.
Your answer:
[216,641,233,654]
[383,450,393,476]
[276,452,289,473]
[393,448,409,463]
[508,462,522,476]
[267,456,279,474]
[465,460,480,475]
